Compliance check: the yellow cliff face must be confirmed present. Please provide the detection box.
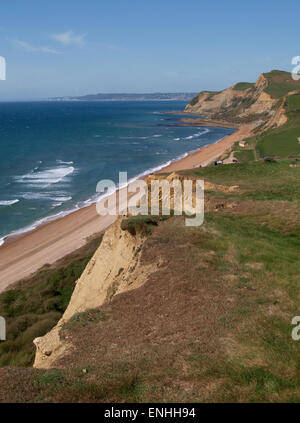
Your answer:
[184,73,283,128]
[185,86,250,115]
[33,217,158,368]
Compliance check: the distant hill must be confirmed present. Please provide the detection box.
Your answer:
[50,92,197,102]
[186,70,300,158]
[186,70,300,122]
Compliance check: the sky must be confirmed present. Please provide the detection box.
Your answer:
[0,0,299,100]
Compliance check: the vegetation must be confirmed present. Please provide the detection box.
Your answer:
[189,91,218,106]
[121,215,159,236]
[0,233,103,367]
[234,82,254,91]
[189,94,200,106]
[257,92,300,157]
[235,149,255,162]
[263,70,300,99]
[184,160,300,205]
[121,215,170,236]
[0,159,299,402]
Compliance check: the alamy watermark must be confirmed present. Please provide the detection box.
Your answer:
[0,56,6,80]
[291,316,300,341]
[95,172,204,227]
[0,316,6,341]
[291,56,300,81]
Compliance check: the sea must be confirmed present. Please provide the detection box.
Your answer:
[0,100,235,245]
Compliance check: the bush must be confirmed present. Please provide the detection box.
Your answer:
[121,216,159,236]
[264,157,277,163]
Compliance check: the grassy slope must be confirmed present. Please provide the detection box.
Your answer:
[0,161,299,402]
[228,71,300,158]
[0,233,103,367]
[258,93,300,157]
[263,70,300,99]
[234,82,254,91]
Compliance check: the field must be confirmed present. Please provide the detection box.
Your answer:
[263,70,300,99]
[257,92,300,157]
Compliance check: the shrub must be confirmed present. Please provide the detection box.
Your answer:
[121,216,159,236]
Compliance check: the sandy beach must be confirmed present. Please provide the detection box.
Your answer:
[0,123,253,292]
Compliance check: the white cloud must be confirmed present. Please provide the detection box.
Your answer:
[51,30,86,46]
[39,46,61,54]
[12,39,60,54]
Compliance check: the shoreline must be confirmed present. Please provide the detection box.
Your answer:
[0,122,253,292]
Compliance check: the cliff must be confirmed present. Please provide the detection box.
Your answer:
[184,71,297,130]
[1,158,300,402]
[33,217,158,368]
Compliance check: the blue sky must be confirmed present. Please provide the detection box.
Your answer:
[0,0,299,99]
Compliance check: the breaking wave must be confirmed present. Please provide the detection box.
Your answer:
[0,199,19,206]
[15,166,75,186]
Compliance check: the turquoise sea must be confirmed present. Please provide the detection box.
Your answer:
[0,101,234,244]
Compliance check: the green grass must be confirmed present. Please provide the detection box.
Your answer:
[263,70,300,99]
[234,82,254,91]
[189,94,200,106]
[3,195,299,402]
[257,93,300,157]
[258,127,300,157]
[38,369,64,387]
[235,150,255,162]
[188,91,218,106]
[287,93,300,112]
[0,234,103,367]
[182,160,300,200]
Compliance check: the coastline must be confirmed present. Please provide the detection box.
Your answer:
[0,122,253,292]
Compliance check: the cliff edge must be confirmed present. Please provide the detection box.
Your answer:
[184,71,295,131]
[33,217,157,368]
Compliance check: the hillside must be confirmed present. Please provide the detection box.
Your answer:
[1,162,300,402]
[185,70,300,159]
[186,70,300,124]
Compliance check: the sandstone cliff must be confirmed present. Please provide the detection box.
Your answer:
[185,73,285,129]
[33,217,158,368]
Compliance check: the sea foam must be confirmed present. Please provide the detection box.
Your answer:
[0,199,19,206]
[15,166,75,186]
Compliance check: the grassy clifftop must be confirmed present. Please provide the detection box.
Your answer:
[257,91,300,157]
[0,161,300,402]
[188,70,300,107]
[263,70,300,99]
[186,70,300,127]
[186,70,300,160]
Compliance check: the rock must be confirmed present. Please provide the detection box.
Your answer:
[33,217,157,369]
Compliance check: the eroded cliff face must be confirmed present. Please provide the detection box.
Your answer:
[185,74,283,127]
[33,217,157,368]
[33,174,242,369]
